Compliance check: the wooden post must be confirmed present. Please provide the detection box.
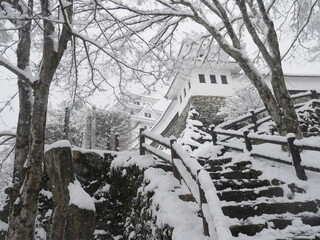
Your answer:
[197,170,209,237]
[107,127,111,150]
[64,107,70,140]
[139,128,145,155]
[243,130,252,151]
[91,106,96,149]
[210,126,217,146]
[170,138,182,182]
[311,90,318,100]
[287,135,307,180]
[250,110,258,132]
[114,134,119,152]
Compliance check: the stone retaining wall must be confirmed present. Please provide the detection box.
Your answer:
[163,95,226,137]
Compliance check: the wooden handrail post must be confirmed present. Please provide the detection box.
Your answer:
[114,134,120,152]
[250,110,258,132]
[64,107,70,140]
[210,126,217,145]
[287,135,307,180]
[170,138,181,182]
[139,128,145,155]
[197,170,209,237]
[243,130,252,151]
[311,90,318,100]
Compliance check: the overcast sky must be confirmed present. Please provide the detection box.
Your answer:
[1,11,320,132]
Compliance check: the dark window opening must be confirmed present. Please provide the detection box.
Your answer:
[184,88,186,97]
[144,112,151,118]
[221,75,228,84]
[180,95,182,103]
[188,82,191,89]
[210,75,217,84]
[199,74,206,83]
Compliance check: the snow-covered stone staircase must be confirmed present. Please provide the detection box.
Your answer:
[198,156,320,240]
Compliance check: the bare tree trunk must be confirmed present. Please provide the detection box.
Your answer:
[10,0,33,209]
[7,0,73,238]
[6,0,33,236]
[189,0,302,137]
[256,0,302,138]
[236,60,284,134]
[270,61,302,138]
[7,79,51,240]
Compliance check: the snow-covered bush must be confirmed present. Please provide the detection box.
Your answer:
[297,100,320,137]
[46,103,87,146]
[218,86,264,120]
[178,108,212,152]
[83,109,132,151]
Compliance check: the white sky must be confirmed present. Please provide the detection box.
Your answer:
[1,57,319,132]
[1,4,320,132]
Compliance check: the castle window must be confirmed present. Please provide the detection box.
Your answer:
[221,75,228,84]
[133,100,140,105]
[210,75,217,84]
[188,82,191,89]
[144,112,151,118]
[183,88,186,97]
[180,95,182,103]
[199,74,206,83]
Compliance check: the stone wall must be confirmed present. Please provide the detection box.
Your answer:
[190,96,226,128]
[162,95,226,137]
[162,100,191,138]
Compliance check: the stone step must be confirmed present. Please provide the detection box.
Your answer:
[218,186,284,202]
[205,165,223,172]
[230,216,320,237]
[230,223,266,237]
[277,235,320,240]
[207,160,251,171]
[233,161,252,167]
[209,169,262,180]
[206,157,232,166]
[206,164,252,172]
[222,200,320,220]
[213,179,276,191]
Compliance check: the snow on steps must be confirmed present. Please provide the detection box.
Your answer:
[198,156,320,240]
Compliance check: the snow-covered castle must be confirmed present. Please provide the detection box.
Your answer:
[151,61,320,137]
[112,91,163,138]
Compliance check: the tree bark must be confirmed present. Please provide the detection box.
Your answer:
[6,0,73,238]
[6,0,34,237]
[10,0,33,207]
[270,64,302,138]
[6,79,51,240]
[191,0,301,137]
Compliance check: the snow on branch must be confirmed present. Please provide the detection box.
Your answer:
[0,56,38,86]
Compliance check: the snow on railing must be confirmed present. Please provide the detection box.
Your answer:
[139,128,232,239]
[211,91,320,181]
[217,90,319,131]
[212,128,320,180]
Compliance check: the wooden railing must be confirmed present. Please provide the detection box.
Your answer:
[211,90,320,181]
[218,90,319,132]
[139,128,232,240]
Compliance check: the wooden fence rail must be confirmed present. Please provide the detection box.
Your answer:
[211,127,320,181]
[218,90,319,132]
[139,128,232,239]
[211,90,320,181]
[136,91,319,236]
